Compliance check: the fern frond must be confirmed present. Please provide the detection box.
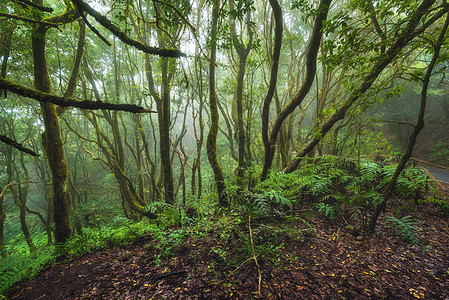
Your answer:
[386,215,419,246]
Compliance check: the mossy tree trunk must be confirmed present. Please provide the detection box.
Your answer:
[261,0,283,181]
[0,22,15,98]
[0,184,7,257]
[229,1,254,175]
[31,0,79,244]
[207,0,228,206]
[31,21,72,243]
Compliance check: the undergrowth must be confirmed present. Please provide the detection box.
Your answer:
[227,156,435,241]
[0,234,53,296]
[2,156,442,297]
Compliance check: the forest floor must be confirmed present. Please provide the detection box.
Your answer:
[7,187,449,299]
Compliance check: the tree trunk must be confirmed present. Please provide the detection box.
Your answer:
[229,2,253,173]
[159,58,175,205]
[0,22,15,98]
[261,0,283,180]
[207,0,227,206]
[262,0,332,180]
[18,153,37,253]
[367,10,449,233]
[32,20,72,243]
[0,184,6,257]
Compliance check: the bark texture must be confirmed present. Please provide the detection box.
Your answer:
[207,0,227,206]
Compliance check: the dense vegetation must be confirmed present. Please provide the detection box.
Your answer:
[1,0,449,297]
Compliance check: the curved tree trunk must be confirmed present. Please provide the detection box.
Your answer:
[284,0,441,174]
[262,0,331,180]
[261,0,283,181]
[367,10,449,233]
[207,0,227,207]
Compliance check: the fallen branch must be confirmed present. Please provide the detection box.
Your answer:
[421,168,446,190]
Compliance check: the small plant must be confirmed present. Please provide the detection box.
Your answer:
[314,202,337,219]
[149,228,186,264]
[386,215,419,246]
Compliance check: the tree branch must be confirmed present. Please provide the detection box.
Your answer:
[0,135,39,157]
[12,0,53,12]
[0,77,157,113]
[0,13,60,28]
[71,0,185,58]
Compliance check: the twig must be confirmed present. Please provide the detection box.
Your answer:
[222,216,262,296]
[248,215,262,296]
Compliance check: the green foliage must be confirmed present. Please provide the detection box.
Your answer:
[313,202,337,219]
[147,228,186,265]
[386,215,420,246]
[255,156,430,232]
[430,141,449,166]
[395,168,429,199]
[0,233,53,297]
[62,219,151,257]
[228,186,291,217]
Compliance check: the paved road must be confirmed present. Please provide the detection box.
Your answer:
[424,167,449,183]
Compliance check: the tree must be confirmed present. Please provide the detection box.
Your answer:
[31,0,79,244]
[229,0,254,175]
[261,0,332,180]
[284,0,447,173]
[207,0,228,206]
[368,10,449,232]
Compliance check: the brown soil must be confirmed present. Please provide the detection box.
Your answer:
[7,202,449,300]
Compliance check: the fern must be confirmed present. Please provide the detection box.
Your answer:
[314,202,337,219]
[266,190,291,207]
[386,215,419,246]
[252,193,271,216]
[0,246,54,296]
[241,190,292,217]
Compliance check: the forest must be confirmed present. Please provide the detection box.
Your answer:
[1,0,449,298]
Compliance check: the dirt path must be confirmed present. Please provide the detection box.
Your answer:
[8,204,449,299]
